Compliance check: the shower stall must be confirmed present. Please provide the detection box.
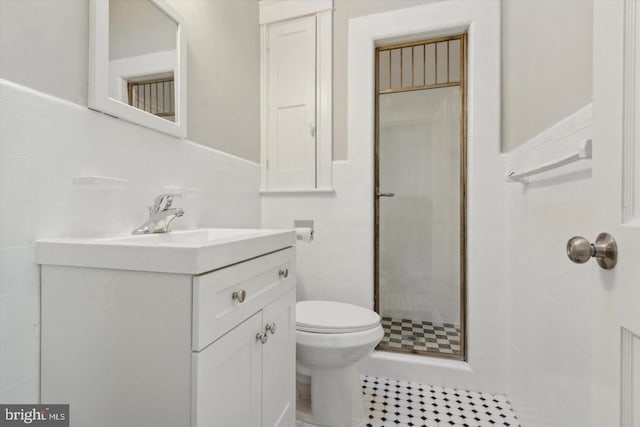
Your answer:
[374,34,467,360]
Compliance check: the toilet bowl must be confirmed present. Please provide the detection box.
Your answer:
[295,300,384,427]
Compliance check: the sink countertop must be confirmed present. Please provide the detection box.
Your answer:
[36,228,296,275]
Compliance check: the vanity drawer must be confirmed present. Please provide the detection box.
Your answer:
[192,247,295,351]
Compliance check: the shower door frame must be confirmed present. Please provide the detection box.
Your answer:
[374,33,468,361]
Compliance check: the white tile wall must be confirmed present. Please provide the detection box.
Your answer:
[0,79,261,403]
[262,159,374,307]
[504,105,593,427]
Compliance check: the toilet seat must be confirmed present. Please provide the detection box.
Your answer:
[296,300,381,334]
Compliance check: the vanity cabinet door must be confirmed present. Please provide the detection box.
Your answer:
[262,290,296,427]
[192,312,263,427]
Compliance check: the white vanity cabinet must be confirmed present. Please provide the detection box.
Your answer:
[38,230,296,427]
[193,290,295,427]
[191,249,296,427]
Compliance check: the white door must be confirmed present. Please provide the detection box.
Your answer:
[266,15,317,189]
[262,290,296,427]
[592,1,640,426]
[192,313,263,427]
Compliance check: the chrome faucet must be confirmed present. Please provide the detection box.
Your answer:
[131,193,184,235]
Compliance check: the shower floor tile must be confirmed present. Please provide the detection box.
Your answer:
[379,316,461,356]
[296,375,521,427]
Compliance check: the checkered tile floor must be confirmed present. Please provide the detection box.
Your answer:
[378,316,461,356]
[296,376,521,427]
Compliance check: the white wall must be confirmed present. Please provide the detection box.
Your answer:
[0,0,89,105]
[109,0,176,61]
[504,105,593,427]
[331,0,438,160]
[262,159,372,306]
[0,80,261,402]
[169,0,261,162]
[501,0,593,152]
[378,88,461,325]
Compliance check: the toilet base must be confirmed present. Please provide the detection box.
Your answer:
[296,363,366,427]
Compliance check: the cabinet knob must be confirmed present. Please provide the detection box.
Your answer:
[232,289,247,303]
[256,331,268,344]
[265,322,277,335]
[278,268,289,279]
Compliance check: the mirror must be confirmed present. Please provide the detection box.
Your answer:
[89,0,187,138]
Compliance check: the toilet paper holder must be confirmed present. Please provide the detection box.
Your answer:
[294,220,314,242]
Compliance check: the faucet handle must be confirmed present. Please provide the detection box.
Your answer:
[151,193,183,212]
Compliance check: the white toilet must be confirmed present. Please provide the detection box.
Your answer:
[295,300,384,427]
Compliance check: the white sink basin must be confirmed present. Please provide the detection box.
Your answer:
[36,228,295,274]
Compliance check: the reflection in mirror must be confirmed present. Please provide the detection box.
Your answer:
[108,0,177,122]
[88,0,186,137]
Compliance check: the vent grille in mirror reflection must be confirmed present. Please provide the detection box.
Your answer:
[127,77,175,121]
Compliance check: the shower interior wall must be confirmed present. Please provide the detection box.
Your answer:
[378,87,462,326]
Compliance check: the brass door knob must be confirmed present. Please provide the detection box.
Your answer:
[566,232,617,270]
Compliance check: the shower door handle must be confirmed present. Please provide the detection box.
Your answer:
[376,192,395,198]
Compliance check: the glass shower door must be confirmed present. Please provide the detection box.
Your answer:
[375,35,466,359]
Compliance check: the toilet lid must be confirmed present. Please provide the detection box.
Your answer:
[296,300,381,333]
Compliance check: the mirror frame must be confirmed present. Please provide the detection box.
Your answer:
[88,0,187,138]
